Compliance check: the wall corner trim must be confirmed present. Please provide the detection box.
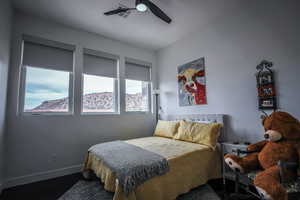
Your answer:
[0,183,3,195]
[3,164,83,189]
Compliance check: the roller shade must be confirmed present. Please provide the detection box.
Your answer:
[83,52,118,78]
[22,40,74,72]
[125,61,151,81]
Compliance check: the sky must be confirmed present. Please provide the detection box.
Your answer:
[126,79,143,94]
[25,67,70,109]
[83,74,114,95]
[24,66,142,109]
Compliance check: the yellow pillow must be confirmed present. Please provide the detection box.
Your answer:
[154,120,180,138]
[174,120,222,149]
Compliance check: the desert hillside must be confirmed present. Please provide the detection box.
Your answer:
[28,92,147,112]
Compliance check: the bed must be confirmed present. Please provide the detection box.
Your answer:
[83,114,224,200]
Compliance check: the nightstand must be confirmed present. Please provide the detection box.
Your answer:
[221,142,250,199]
[222,142,248,155]
[221,142,248,181]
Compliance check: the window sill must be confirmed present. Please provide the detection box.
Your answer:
[21,112,73,116]
[81,112,120,116]
[124,111,152,115]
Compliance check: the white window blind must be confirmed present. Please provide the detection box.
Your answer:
[83,49,118,78]
[125,61,151,82]
[22,35,75,72]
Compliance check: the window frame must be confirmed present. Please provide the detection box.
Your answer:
[125,78,152,114]
[81,73,120,115]
[80,49,120,115]
[18,37,75,116]
[19,65,74,116]
[124,57,152,114]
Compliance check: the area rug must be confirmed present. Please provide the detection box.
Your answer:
[58,180,220,200]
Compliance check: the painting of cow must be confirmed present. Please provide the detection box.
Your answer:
[177,58,207,106]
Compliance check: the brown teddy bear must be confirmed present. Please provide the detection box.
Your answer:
[224,111,300,200]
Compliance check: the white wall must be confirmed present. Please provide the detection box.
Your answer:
[157,1,300,142]
[4,12,157,187]
[0,0,12,193]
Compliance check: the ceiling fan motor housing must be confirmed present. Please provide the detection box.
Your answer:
[136,0,143,6]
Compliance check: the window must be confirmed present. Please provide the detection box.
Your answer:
[125,60,151,112]
[126,79,149,112]
[24,67,70,112]
[21,36,74,114]
[82,49,118,113]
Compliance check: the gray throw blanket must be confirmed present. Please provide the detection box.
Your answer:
[88,140,169,195]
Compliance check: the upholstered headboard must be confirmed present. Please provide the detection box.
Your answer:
[167,114,225,142]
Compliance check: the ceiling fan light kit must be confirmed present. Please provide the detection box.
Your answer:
[104,0,172,24]
[136,0,148,12]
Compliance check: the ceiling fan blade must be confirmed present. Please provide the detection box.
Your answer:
[144,0,172,24]
[104,8,131,16]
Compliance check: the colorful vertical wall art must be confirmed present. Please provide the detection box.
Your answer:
[177,58,207,106]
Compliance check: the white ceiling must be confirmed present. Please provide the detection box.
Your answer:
[12,0,241,50]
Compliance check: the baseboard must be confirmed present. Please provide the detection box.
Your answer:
[4,164,83,189]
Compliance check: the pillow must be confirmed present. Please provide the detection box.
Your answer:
[154,120,180,138]
[174,120,222,149]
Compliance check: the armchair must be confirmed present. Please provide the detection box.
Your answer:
[230,149,300,200]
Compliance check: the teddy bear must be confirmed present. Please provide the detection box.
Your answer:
[224,111,300,200]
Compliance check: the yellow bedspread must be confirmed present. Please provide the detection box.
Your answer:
[83,136,221,200]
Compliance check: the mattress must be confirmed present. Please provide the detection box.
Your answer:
[83,136,221,200]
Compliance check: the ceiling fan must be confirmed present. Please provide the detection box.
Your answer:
[104,0,172,24]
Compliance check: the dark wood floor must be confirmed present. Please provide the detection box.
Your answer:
[0,173,257,200]
[0,173,82,200]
